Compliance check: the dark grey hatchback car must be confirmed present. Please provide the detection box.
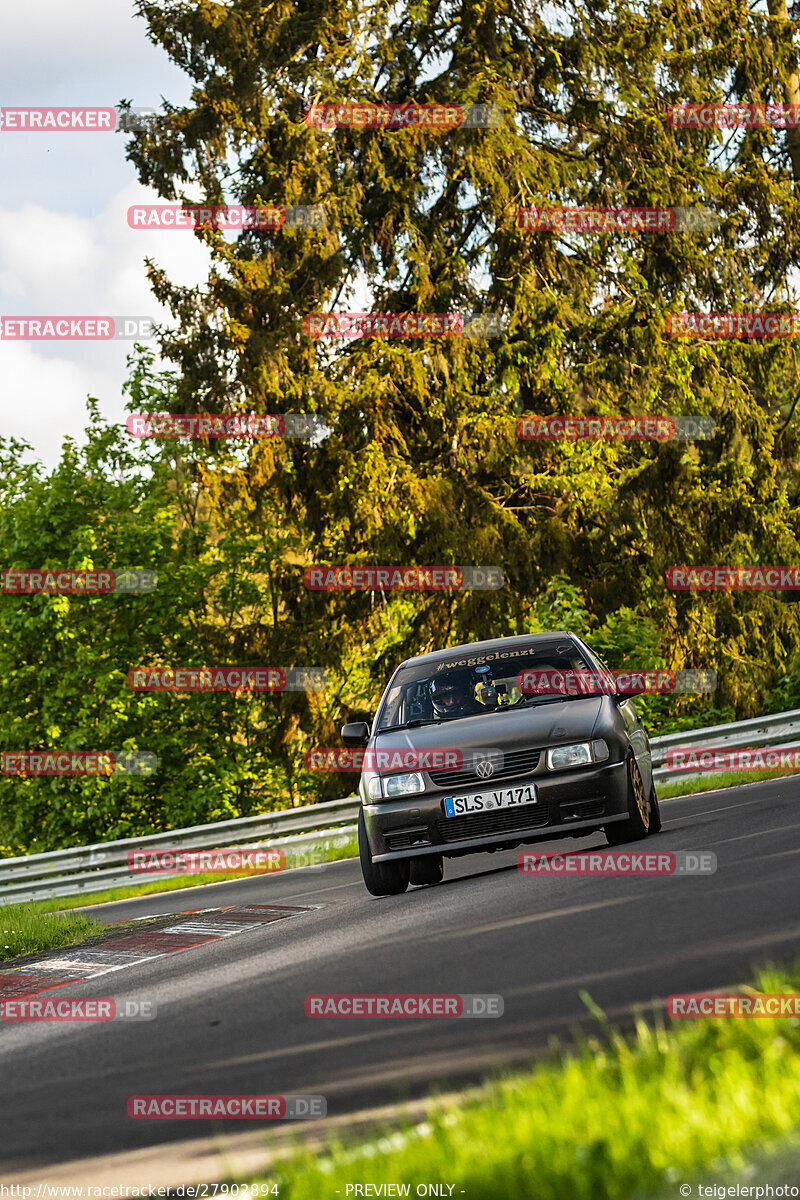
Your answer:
[341,632,661,896]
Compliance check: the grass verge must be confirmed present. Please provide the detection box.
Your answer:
[0,902,109,962]
[658,766,800,800]
[248,963,800,1199]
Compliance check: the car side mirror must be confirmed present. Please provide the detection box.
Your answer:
[613,681,647,700]
[341,721,370,746]
[593,669,621,698]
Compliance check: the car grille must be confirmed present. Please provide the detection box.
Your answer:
[428,747,542,788]
[433,804,550,844]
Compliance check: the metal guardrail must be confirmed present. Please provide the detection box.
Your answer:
[3,707,800,905]
[0,798,360,905]
[649,706,800,785]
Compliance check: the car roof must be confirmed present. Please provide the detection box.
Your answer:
[395,631,580,670]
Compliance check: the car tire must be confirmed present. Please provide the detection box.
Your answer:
[358,809,410,896]
[648,781,662,834]
[409,854,444,886]
[605,756,652,845]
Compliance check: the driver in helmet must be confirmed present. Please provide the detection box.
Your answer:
[429,670,483,719]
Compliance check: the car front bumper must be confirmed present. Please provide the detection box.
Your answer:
[363,760,629,861]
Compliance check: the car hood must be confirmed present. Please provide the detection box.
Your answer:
[371,697,606,754]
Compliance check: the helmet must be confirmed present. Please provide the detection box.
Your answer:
[430,670,473,717]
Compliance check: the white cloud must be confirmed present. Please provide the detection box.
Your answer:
[0,179,212,313]
[0,0,207,466]
[0,180,213,466]
[0,341,119,464]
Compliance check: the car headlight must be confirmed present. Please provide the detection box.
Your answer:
[547,743,591,770]
[546,740,610,770]
[382,771,425,798]
[546,739,609,768]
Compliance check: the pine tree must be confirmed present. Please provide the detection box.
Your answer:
[126,0,800,729]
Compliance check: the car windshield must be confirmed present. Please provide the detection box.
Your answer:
[374,640,610,732]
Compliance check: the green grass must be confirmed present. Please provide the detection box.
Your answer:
[658,766,800,800]
[0,902,109,962]
[652,1131,800,1197]
[0,835,358,915]
[248,964,800,1200]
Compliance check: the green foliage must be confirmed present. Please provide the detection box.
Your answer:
[767,652,800,712]
[0,401,325,854]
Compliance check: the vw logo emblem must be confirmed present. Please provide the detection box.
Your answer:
[475,758,495,779]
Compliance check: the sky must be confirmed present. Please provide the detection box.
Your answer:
[0,0,211,467]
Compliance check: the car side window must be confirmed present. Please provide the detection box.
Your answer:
[574,642,617,693]
[376,684,403,729]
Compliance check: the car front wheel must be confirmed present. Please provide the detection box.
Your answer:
[358,809,410,896]
[605,756,653,845]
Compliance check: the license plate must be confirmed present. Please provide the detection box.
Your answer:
[443,782,538,818]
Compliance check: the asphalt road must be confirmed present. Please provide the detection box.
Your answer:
[1,778,799,1176]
